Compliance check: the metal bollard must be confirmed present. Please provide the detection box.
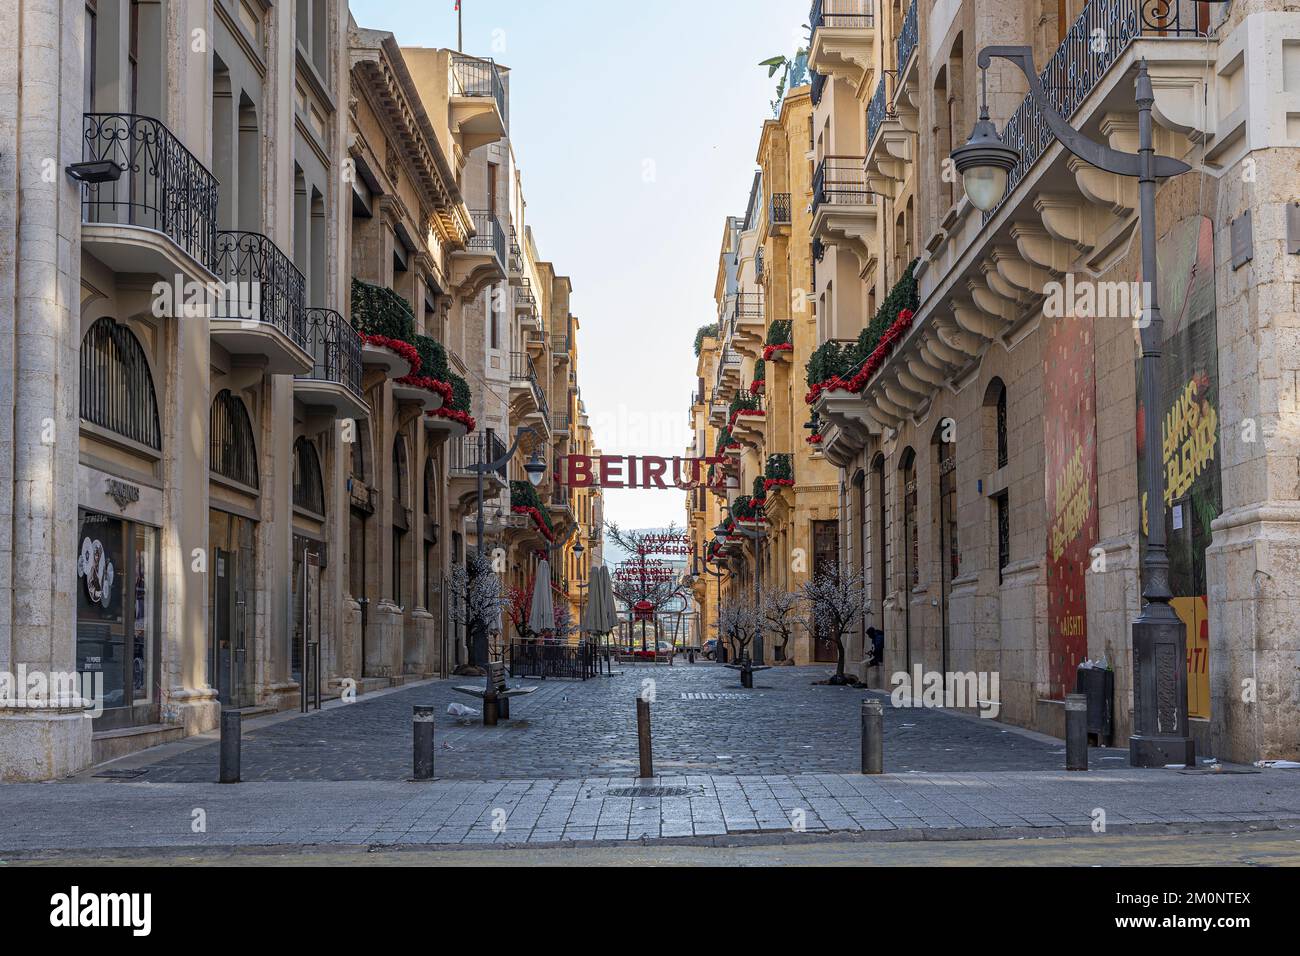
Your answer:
[219,710,242,784]
[1066,693,1089,771]
[636,697,653,778]
[413,705,436,781]
[860,698,883,775]
[483,692,499,727]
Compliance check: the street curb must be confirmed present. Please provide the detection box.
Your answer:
[5,818,1298,861]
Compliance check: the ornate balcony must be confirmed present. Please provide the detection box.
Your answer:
[811,157,878,267]
[769,193,792,234]
[447,432,508,511]
[808,0,875,87]
[865,75,915,198]
[78,112,218,280]
[449,54,507,152]
[733,293,765,357]
[210,230,312,374]
[294,308,367,419]
[509,350,550,432]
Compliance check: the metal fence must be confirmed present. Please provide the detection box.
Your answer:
[212,230,308,349]
[809,0,874,32]
[507,642,596,681]
[467,209,506,271]
[451,54,507,122]
[813,156,873,212]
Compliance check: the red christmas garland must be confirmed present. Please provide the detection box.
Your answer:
[807,434,823,445]
[396,375,454,403]
[729,408,765,427]
[426,406,477,433]
[763,478,795,492]
[361,334,422,376]
[804,309,916,405]
[748,379,766,395]
[512,504,556,543]
[763,343,793,361]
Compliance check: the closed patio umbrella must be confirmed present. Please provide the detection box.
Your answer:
[597,565,619,634]
[528,559,555,636]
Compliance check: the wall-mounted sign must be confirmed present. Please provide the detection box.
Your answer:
[105,478,140,512]
[558,455,725,490]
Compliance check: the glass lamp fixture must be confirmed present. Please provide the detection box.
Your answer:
[950,70,1020,213]
[524,450,546,486]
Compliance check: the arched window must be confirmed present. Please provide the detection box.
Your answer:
[983,377,1008,470]
[350,421,370,485]
[79,318,162,450]
[210,390,259,488]
[423,457,437,515]
[293,437,325,516]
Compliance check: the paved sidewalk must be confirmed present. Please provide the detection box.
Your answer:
[2,768,1297,852]
[106,664,1127,781]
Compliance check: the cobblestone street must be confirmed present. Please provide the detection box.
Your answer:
[120,663,1125,782]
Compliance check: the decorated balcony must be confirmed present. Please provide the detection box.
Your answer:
[447,432,506,510]
[864,75,916,200]
[808,0,875,87]
[733,292,765,356]
[812,157,878,266]
[509,350,550,433]
[350,279,418,380]
[872,0,1220,431]
[728,393,766,450]
[762,320,794,363]
[210,230,312,374]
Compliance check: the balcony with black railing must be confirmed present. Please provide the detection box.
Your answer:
[812,157,874,213]
[79,112,219,276]
[811,157,878,264]
[452,208,507,292]
[295,308,366,417]
[808,0,875,86]
[210,230,312,373]
[509,350,550,425]
[449,432,508,484]
[449,54,507,151]
[769,193,792,228]
[896,0,919,77]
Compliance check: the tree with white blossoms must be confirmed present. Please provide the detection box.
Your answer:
[798,562,871,683]
[718,601,759,661]
[760,588,800,662]
[551,601,578,645]
[448,551,510,664]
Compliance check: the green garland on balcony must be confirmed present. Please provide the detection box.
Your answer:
[766,453,793,482]
[448,372,472,413]
[715,425,737,455]
[413,335,451,383]
[765,320,792,346]
[510,479,556,541]
[731,494,763,523]
[350,278,416,342]
[804,259,919,389]
[752,476,765,500]
[729,392,761,418]
[694,322,719,357]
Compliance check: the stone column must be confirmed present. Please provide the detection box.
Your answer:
[0,0,94,780]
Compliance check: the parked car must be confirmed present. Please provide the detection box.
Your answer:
[703,639,718,661]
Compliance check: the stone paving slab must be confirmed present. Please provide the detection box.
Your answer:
[110,664,1128,782]
[1,769,1298,852]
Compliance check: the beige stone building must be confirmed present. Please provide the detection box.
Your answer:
[794,0,1299,761]
[0,0,596,781]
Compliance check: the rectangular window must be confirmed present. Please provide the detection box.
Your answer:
[995,492,1010,583]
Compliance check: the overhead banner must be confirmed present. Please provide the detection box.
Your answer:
[558,455,726,490]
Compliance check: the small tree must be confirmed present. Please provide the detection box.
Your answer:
[718,601,759,661]
[761,589,800,661]
[449,552,510,665]
[552,601,577,645]
[798,563,870,683]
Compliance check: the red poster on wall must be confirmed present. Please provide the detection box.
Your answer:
[1044,315,1100,700]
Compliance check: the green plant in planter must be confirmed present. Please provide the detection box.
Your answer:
[729,392,761,417]
[412,335,451,383]
[731,494,762,523]
[766,453,793,483]
[694,322,719,357]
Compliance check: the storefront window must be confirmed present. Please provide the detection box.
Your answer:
[76,509,159,723]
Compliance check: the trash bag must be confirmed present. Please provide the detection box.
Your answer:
[447,702,479,718]
[866,627,885,667]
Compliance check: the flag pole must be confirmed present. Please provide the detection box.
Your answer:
[457,1,463,52]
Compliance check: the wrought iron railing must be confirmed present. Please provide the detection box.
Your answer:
[516,278,536,307]
[508,227,523,273]
[449,432,507,481]
[989,0,1216,219]
[552,411,571,433]
[721,348,742,367]
[769,192,792,225]
[80,113,219,267]
[735,293,765,324]
[866,74,890,149]
[551,333,570,355]
[299,308,362,399]
[467,209,507,270]
[450,54,507,124]
[212,231,307,349]
[896,0,919,73]
[755,246,765,280]
[508,642,595,681]
[812,156,874,213]
[809,0,875,32]
[510,349,548,417]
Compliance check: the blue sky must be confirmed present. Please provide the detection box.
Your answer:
[350,0,806,533]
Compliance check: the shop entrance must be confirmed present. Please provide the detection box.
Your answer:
[210,511,257,709]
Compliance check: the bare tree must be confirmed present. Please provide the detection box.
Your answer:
[718,601,759,660]
[799,563,870,683]
[760,588,800,662]
[449,552,509,663]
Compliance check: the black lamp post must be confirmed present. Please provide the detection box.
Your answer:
[952,49,1194,768]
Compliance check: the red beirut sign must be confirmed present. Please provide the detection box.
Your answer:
[558,456,724,490]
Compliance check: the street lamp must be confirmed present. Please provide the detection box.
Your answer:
[694,547,731,664]
[952,48,1194,768]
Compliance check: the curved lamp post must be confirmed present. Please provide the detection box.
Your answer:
[694,544,732,664]
[952,48,1194,768]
